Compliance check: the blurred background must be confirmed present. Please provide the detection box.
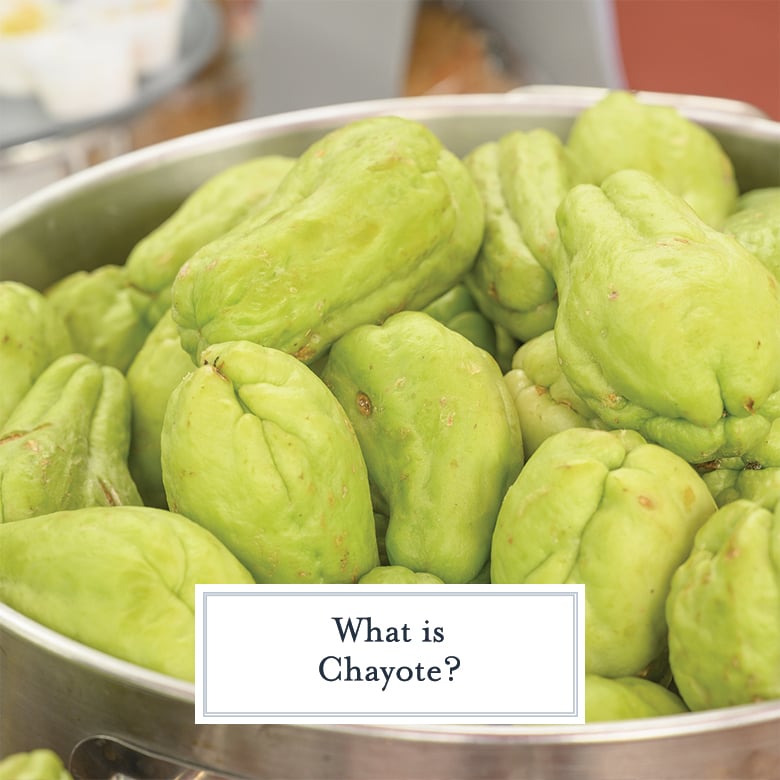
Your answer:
[1,0,778,210]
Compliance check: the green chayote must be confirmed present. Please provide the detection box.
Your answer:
[585,674,688,723]
[171,115,484,364]
[491,427,716,677]
[0,281,72,429]
[161,340,379,583]
[463,130,571,341]
[423,283,498,358]
[503,329,602,457]
[359,565,444,585]
[566,90,738,227]
[126,309,196,508]
[322,310,524,583]
[0,505,254,680]
[697,412,780,508]
[45,264,153,373]
[125,154,296,326]
[0,749,72,780]
[722,186,780,280]
[667,498,780,711]
[0,353,142,523]
[554,168,780,464]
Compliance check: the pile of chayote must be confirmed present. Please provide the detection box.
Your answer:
[1,93,779,724]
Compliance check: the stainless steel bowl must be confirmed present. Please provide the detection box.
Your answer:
[1,88,780,780]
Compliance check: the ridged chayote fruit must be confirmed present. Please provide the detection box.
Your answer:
[125,154,296,326]
[171,115,485,364]
[0,281,72,429]
[359,565,444,585]
[127,308,197,508]
[463,130,573,341]
[322,310,524,583]
[697,413,780,508]
[0,505,254,680]
[503,329,603,458]
[0,749,72,780]
[566,90,738,227]
[667,497,780,710]
[585,674,688,722]
[554,169,780,464]
[0,353,142,523]
[45,264,153,373]
[722,186,780,280]
[491,427,716,677]
[161,340,379,583]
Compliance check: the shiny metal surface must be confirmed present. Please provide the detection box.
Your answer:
[1,89,780,779]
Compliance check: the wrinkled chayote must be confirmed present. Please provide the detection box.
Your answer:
[0,281,72,429]
[125,154,296,326]
[696,412,780,508]
[322,310,524,583]
[463,130,570,342]
[491,427,716,677]
[554,168,780,464]
[722,186,780,280]
[567,90,738,227]
[0,505,254,680]
[503,329,602,458]
[171,115,484,364]
[126,308,196,508]
[666,497,780,711]
[161,340,380,583]
[0,749,72,780]
[585,674,688,723]
[45,264,153,373]
[0,353,142,523]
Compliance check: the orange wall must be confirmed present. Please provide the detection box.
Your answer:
[614,0,780,119]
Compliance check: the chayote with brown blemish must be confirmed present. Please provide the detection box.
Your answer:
[491,427,716,678]
[0,353,142,523]
[125,155,296,328]
[553,168,780,464]
[170,115,485,365]
[322,310,524,583]
[160,339,379,583]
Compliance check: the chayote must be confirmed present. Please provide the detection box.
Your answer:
[491,427,716,677]
[585,674,688,722]
[422,283,520,373]
[554,168,780,464]
[566,90,738,227]
[696,412,780,508]
[722,186,780,280]
[125,154,296,326]
[423,283,498,358]
[463,130,571,341]
[359,565,444,585]
[45,264,154,373]
[171,115,485,364]
[0,505,254,680]
[0,281,72,429]
[322,310,524,583]
[503,329,603,458]
[0,353,142,523]
[126,308,197,508]
[161,340,379,583]
[0,750,72,780]
[666,497,780,710]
